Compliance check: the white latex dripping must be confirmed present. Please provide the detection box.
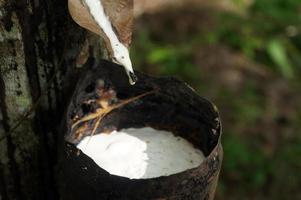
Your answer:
[83,0,137,85]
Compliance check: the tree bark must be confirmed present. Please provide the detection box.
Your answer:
[0,0,103,199]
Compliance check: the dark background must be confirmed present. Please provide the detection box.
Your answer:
[133,0,301,199]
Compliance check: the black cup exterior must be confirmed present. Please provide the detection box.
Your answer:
[59,60,222,200]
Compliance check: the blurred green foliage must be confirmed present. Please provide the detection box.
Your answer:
[133,0,301,199]
[209,0,301,79]
[132,31,200,83]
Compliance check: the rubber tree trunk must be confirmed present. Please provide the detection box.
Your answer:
[0,0,104,199]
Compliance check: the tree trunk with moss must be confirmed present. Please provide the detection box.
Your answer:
[0,0,103,199]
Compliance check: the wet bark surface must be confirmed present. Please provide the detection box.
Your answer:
[60,60,222,200]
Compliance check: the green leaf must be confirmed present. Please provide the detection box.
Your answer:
[267,39,294,78]
[147,47,175,64]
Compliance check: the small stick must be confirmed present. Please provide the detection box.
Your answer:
[72,90,157,138]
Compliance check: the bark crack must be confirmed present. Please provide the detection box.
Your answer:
[0,68,24,200]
